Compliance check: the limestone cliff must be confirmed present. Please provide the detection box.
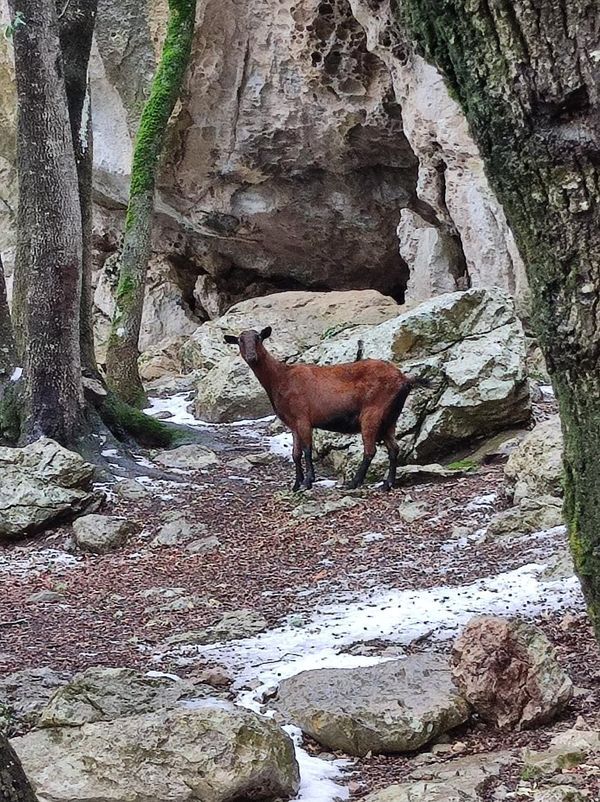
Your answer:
[0,0,529,355]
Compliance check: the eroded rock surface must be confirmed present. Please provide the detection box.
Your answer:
[0,439,100,539]
[505,415,564,503]
[14,705,300,802]
[273,655,470,756]
[451,617,573,729]
[72,514,138,554]
[0,668,70,736]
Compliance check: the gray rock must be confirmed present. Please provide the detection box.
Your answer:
[72,514,138,554]
[362,750,515,801]
[273,655,470,756]
[0,667,70,736]
[451,617,573,729]
[39,667,206,727]
[26,590,62,604]
[154,444,219,470]
[113,478,151,500]
[291,495,360,519]
[523,726,600,776]
[532,787,588,802]
[14,705,300,802]
[486,496,564,538]
[185,535,222,554]
[505,415,563,503]
[0,438,100,539]
[151,512,208,547]
[164,609,268,647]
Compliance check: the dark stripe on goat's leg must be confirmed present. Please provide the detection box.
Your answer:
[382,429,400,491]
[303,446,315,489]
[291,432,304,491]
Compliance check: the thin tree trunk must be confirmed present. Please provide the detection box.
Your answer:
[0,254,19,444]
[58,0,99,378]
[0,734,38,802]
[398,0,600,633]
[105,0,197,407]
[8,0,84,446]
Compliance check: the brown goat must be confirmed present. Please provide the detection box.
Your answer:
[224,327,424,491]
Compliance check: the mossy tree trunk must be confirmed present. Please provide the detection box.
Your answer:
[397,0,600,634]
[0,733,38,801]
[58,0,99,379]
[8,0,84,446]
[105,0,197,407]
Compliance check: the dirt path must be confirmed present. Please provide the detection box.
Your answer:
[1,401,598,800]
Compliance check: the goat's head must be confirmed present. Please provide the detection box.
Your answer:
[224,327,272,366]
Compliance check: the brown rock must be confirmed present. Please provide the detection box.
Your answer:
[451,616,573,729]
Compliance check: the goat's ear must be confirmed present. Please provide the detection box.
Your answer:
[223,334,238,345]
[260,326,272,341]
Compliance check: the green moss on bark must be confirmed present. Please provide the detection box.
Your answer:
[106,0,196,407]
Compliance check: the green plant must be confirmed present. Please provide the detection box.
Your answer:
[4,10,25,40]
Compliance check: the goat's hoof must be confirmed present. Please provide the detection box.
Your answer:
[381,480,394,492]
[292,482,302,492]
[300,481,313,491]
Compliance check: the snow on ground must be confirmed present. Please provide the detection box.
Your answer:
[156,557,583,802]
[0,548,80,579]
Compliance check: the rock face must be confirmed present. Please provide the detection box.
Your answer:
[309,288,530,472]
[451,617,573,729]
[164,609,269,647]
[39,667,205,727]
[0,438,100,539]
[14,705,300,802]
[505,415,564,503]
[0,668,69,736]
[184,289,400,422]
[486,496,564,538]
[72,514,138,554]
[273,655,470,756]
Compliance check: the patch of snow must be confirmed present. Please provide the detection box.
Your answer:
[268,432,294,461]
[464,493,497,512]
[144,670,182,682]
[10,367,23,382]
[540,384,555,398]
[228,475,253,483]
[101,448,119,458]
[314,479,337,488]
[286,726,350,802]
[144,394,203,427]
[362,531,386,543]
[0,548,80,579]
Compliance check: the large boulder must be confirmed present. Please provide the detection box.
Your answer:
[13,706,300,802]
[183,289,400,422]
[0,438,100,539]
[39,667,207,727]
[505,415,564,503]
[273,655,470,756]
[310,288,530,473]
[0,668,70,736]
[451,617,573,729]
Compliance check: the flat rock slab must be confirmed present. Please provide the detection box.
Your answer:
[362,750,515,801]
[154,444,219,470]
[164,609,268,647]
[273,655,470,756]
[13,705,300,802]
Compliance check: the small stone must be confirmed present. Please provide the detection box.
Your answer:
[26,590,62,604]
[154,444,219,470]
[113,479,150,501]
[151,513,207,547]
[73,515,139,554]
[185,535,222,554]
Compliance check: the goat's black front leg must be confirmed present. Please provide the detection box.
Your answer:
[303,446,315,490]
[291,433,304,491]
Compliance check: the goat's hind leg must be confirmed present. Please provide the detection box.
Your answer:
[298,422,315,490]
[381,426,400,491]
[347,415,378,489]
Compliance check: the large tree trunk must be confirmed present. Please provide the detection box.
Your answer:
[0,734,38,802]
[9,0,84,446]
[105,0,197,407]
[58,0,99,379]
[398,0,600,632]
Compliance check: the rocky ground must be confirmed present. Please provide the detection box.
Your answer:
[1,390,600,801]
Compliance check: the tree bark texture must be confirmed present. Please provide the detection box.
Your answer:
[0,734,38,802]
[9,0,84,446]
[105,0,197,407]
[397,0,600,631]
[58,0,98,378]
